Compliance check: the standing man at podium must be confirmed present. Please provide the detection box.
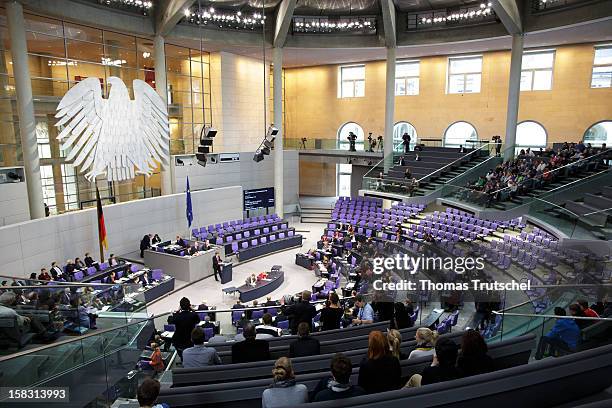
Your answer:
[212,251,222,282]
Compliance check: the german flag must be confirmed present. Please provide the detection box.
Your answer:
[96,186,108,250]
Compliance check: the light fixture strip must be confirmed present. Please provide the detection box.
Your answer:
[418,2,495,25]
[183,6,267,29]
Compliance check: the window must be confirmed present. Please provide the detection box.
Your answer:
[520,50,554,91]
[61,164,79,210]
[393,122,418,152]
[395,61,419,96]
[337,122,365,150]
[338,65,365,98]
[591,46,612,88]
[36,121,51,159]
[337,163,352,197]
[444,121,477,147]
[447,56,482,94]
[584,121,612,147]
[40,165,56,214]
[516,121,547,154]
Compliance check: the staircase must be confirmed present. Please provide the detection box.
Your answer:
[299,198,334,224]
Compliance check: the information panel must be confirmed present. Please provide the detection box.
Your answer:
[244,187,275,210]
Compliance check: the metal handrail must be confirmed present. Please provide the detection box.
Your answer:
[492,311,612,321]
[416,142,494,183]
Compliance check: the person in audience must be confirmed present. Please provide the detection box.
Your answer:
[264,296,278,307]
[107,271,117,284]
[578,299,600,318]
[74,257,85,269]
[149,341,165,372]
[175,235,186,247]
[281,290,317,335]
[232,299,243,309]
[256,313,282,339]
[201,315,216,331]
[84,253,97,269]
[398,155,406,166]
[186,245,198,256]
[50,261,63,280]
[65,259,76,278]
[182,327,221,368]
[404,167,412,180]
[406,337,460,387]
[408,327,438,359]
[358,331,402,393]
[168,297,200,359]
[152,234,162,244]
[289,322,321,358]
[137,378,169,408]
[212,251,222,282]
[246,273,257,286]
[393,301,413,329]
[140,234,152,258]
[402,132,411,153]
[197,300,209,311]
[0,291,50,340]
[535,307,581,360]
[38,268,51,281]
[108,254,119,266]
[313,353,365,401]
[456,329,494,377]
[569,303,590,329]
[388,329,408,360]
[320,292,343,331]
[261,357,308,408]
[352,294,374,325]
[70,297,97,329]
[232,323,270,363]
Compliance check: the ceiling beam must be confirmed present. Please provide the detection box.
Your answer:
[273,0,297,48]
[380,0,397,48]
[156,0,196,37]
[492,0,522,35]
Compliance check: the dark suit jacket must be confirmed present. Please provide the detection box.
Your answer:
[84,257,95,267]
[140,235,151,251]
[283,300,317,334]
[212,255,222,270]
[231,338,270,363]
[169,310,200,349]
[289,336,320,358]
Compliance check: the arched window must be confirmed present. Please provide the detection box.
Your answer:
[444,121,477,147]
[393,122,418,152]
[584,121,612,147]
[337,122,364,150]
[516,121,547,154]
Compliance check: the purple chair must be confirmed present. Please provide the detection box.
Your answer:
[164,324,176,332]
[99,262,109,270]
[279,232,285,239]
[116,271,124,279]
[254,229,261,236]
[86,267,96,276]
[251,238,258,246]
[261,236,267,244]
[203,327,214,341]
[269,234,276,241]
[251,310,264,320]
[227,236,233,243]
[272,225,279,232]
[236,233,242,240]
[231,242,239,253]
[241,241,249,249]
[216,237,223,245]
[263,227,270,234]
[73,271,84,281]
[288,230,294,237]
[130,264,139,272]
[152,269,163,280]
[266,308,278,316]
[244,231,251,238]
[232,311,243,325]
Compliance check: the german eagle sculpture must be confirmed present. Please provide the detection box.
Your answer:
[55,76,169,182]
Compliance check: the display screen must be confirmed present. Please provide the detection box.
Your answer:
[243,187,275,210]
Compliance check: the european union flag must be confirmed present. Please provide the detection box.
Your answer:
[186,176,193,228]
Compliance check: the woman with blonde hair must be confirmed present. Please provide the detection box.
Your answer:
[408,327,438,359]
[261,357,308,408]
[388,329,408,360]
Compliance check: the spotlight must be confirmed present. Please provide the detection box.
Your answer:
[262,146,271,155]
[267,124,279,138]
[253,150,264,162]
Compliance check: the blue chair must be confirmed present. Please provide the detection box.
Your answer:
[266,308,278,317]
[251,310,264,320]
[164,324,176,332]
[232,311,243,326]
[203,327,214,341]
[277,320,289,330]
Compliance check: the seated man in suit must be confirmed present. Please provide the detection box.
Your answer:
[197,300,209,311]
[64,259,76,279]
[201,315,216,331]
[264,296,278,307]
[107,254,119,267]
[83,253,99,270]
[50,261,64,280]
[255,313,282,339]
[186,245,198,256]
[175,236,187,247]
[231,323,270,364]
[289,322,320,358]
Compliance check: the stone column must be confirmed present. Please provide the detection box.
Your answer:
[154,34,173,195]
[273,47,284,217]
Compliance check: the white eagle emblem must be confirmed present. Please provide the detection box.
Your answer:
[55,76,170,182]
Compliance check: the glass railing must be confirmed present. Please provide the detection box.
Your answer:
[284,137,446,151]
[440,145,611,210]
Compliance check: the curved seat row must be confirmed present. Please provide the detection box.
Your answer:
[159,334,538,407]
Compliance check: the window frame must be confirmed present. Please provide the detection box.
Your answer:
[443,120,478,148]
[338,64,366,98]
[337,122,365,151]
[520,49,555,92]
[515,120,548,154]
[446,55,483,94]
[591,44,612,89]
[395,60,420,96]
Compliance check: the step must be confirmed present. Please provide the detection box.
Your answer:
[584,193,612,211]
[301,216,331,224]
[602,186,612,199]
[301,208,332,215]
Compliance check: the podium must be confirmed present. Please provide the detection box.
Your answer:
[220,262,233,284]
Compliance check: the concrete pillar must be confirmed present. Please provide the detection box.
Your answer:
[273,47,284,217]
[504,34,524,161]
[383,47,396,171]
[6,1,44,219]
[154,35,173,195]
